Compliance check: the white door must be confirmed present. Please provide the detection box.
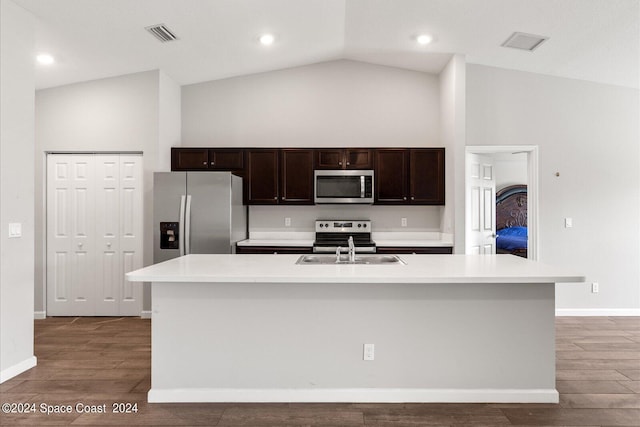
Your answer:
[466,153,496,255]
[47,155,96,315]
[47,154,143,316]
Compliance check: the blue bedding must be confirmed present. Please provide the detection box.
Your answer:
[496,226,528,251]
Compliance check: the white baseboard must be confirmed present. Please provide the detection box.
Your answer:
[140,310,152,319]
[148,388,559,404]
[0,356,37,384]
[34,311,46,319]
[556,308,640,316]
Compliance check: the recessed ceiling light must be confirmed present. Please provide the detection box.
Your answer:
[259,33,275,46]
[416,34,433,46]
[36,54,54,65]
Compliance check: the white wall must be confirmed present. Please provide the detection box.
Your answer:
[0,0,36,382]
[35,70,166,315]
[182,59,440,148]
[183,59,445,234]
[466,64,640,313]
[158,71,181,172]
[439,55,466,252]
[494,153,528,189]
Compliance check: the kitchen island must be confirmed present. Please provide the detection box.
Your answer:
[126,254,584,404]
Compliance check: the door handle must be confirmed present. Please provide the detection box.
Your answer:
[179,195,186,256]
[185,195,192,255]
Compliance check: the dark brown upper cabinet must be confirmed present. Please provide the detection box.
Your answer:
[171,148,244,171]
[409,148,445,204]
[245,149,279,205]
[280,149,314,205]
[315,149,372,169]
[374,148,445,205]
[374,149,409,204]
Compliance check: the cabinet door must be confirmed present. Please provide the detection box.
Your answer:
[280,149,314,204]
[315,149,345,169]
[246,150,279,204]
[409,148,445,205]
[345,149,372,169]
[374,149,408,204]
[171,148,209,170]
[208,149,244,170]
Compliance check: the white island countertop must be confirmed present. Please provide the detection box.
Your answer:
[127,254,584,284]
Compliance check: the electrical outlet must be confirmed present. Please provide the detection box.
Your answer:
[363,343,375,361]
[284,217,291,227]
[564,218,573,228]
[401,218,407,227]
[592,282,599,293]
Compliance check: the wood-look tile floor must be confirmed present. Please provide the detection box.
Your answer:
[0,316,638,426]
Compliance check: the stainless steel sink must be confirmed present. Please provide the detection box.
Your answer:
[295,254,406,265]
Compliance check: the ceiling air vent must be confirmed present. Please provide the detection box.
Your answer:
[502,32,548,51]
[145,24,178,43]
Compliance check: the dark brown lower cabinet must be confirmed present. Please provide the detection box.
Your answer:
[236,246,313,254]
[376,246,453,255]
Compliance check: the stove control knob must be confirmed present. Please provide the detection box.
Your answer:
[325,223,329,228]
[319,223,324,228]
[357,224,362,228]
[363,224,367,228]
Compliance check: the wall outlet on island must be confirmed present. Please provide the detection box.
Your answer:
[284,217,291,227]
[592,282,599,293]
[401,217,407,227]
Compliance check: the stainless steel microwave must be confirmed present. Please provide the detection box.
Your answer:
[314,170,374,204]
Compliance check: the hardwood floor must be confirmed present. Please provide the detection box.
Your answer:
[0,316,638,426]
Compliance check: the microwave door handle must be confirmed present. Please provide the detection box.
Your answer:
[361,176,365,198]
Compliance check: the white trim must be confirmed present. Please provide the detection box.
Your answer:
[148,387,558,404]
[0,356,37,384]
[140,310,152,319]
[34,311,46,320]
[465,146,539,260]
[556,308,640,316]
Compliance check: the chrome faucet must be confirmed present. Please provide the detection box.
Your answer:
[336,246,342,262]
[348,236,356,263]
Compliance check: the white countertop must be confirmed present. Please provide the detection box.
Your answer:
[236,231,454,248]
[127,254,584,284]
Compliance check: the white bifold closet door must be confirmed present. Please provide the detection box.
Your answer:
[47,154,143,316]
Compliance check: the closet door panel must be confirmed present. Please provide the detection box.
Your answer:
[95,155,121,315]
[118,155,143,315]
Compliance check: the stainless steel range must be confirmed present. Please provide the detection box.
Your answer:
[312,220,375,253]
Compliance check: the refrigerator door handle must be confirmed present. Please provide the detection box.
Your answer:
[179,195,186,256]
[185,195,192,255]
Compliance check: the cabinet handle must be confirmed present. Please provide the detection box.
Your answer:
[202,161,207,165]
[338,161,342,165]
[411,196,415,200]
[210,161,215,165]
[346,162,350,165]
[403,197,407,201]
[274,197,277,200]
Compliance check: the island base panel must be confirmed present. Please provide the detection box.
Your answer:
[150,281,556,403]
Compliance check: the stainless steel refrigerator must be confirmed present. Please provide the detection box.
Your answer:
[153,172,246,263]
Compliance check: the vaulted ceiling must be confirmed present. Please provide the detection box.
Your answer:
[15,0,639,90]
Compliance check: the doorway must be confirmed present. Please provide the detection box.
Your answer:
[46,153,144,316]
[464,146,539,260]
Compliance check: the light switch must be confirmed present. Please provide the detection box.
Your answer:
[564,218,573,228]
[8,222,22,238]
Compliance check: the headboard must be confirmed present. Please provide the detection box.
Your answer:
[496,185,527,230]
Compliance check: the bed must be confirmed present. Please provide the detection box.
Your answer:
[495,184,527,258]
